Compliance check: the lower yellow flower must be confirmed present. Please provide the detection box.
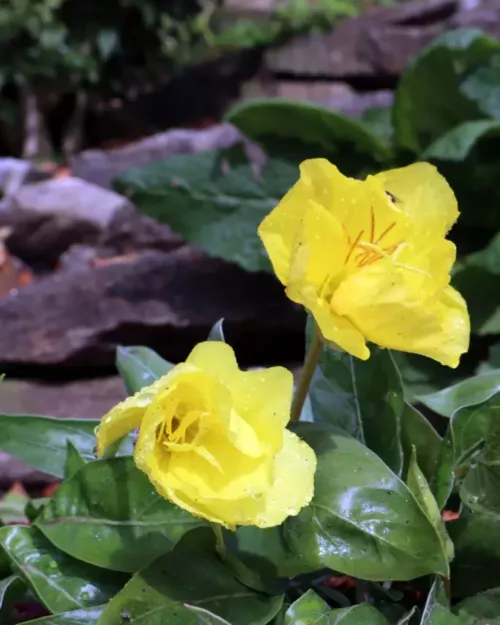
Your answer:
[96,342,316,529]
[259,159,470,368]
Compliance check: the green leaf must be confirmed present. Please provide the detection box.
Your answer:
[406,449,454,562]
[0,574,25,616]
[394,28,500,153]
[454,587,500,623]
[419,371,500,417]
[448,511,500,597]
[36,457,202,572]
[98,529,283,625]
[461,463,500,515]
[0,491,29,525]
[221,524,315,594]
[64,440,86,478]
[308,320,404,475]
[420,577,461,624]
[183,606,232,625]
[466,232,500,275]
[460,53,500,119]
[285,423,450,581]
[393,352,460,403]
[401,404,442,482]
[207,319,225,342]
[433,393,500,509]
[0,414,132,479]
[116,346,174,395]
[285,590,390,625]
[0,526,123,614]
[226,98,391,169]
[113,147,298,272]
[284,590,330,625]
[422,120,500,162]
[16,607,103,624]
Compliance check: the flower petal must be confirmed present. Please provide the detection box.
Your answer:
[95,366,192,457]
[287,202,348,290]
[251,429,316,528]
[180,429,317,528]
[286,282,369,360]
[258,175,311,285]
[373,162,459,239]
[186,341,239,389]
[229,367,294,454]
[332,262,470,367]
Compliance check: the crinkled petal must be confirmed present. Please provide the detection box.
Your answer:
[286,282,369,360]
[332,262,469,367]
[229,367,294,454]
[186,341,239,389]
[178,430,316,529]
[96,364,195,456]
[373,162,459,239]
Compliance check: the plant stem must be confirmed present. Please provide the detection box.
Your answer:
[290,323,323,422]
[212,523,226,560]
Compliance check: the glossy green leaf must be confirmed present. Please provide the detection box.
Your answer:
[222,524,315,594]
[0,414,132,479]
[113,147,298,272]
[448,511,500,597]
[116,345,173,395]
[460,52,500,118]
[227,98,390,168]
[394,28,500,153]
[419,371,500,417]
[183,606,232,625]
[207,319,225,342]
[308,321,404,475]
[406,449,454,562]
[0,491,29,525]
[285,423,450,581]
[420,577,461,624]
[17,607,103,624]
[284,590,330,625]
[36,457,201,572]
[0,574,24,614]
[25,498,49,523]
[284,591,390,625]
[461,463,500,515]
[392,352,460,403]
[99,529,283,625]
[466,232,500,275]
[64,440,86,478]
[0,526,123,614]
[454,587,500,623]
[433,392,500,509]
[285,591,390,625]
[401,404,441,482]
[422,120,500,162]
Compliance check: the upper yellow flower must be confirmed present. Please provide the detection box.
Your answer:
[259,159,470,368]
[96,341,316,529]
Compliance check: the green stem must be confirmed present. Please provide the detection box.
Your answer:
[101,436,124,460]
[290,323,323,422]
[212,523,226,560]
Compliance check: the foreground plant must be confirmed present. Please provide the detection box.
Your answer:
[96,341,316,529]
[3,149,497,625]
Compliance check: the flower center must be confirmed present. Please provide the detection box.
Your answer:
[344,206,404,269]
[155,389,207,452]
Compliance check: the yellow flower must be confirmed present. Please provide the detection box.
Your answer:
[259,159,470,368]
[96,342,316,529]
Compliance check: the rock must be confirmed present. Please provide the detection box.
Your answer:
[241,79,394,116]
[265,17,443,79]
[0,158,48,201]
[2,177,129,266]
[0,376,126,419]
[0,376,127,486]
[99,203,184,255]
[70,123,245,189]
[0,247,304,370]
[450,4,500,38]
